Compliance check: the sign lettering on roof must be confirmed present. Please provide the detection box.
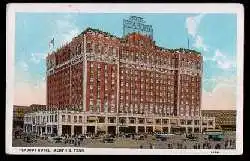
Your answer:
[123,16,153,39]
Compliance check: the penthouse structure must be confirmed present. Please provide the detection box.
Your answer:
[24,16,215,136]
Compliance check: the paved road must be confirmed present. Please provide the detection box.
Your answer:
[12,132,236,149]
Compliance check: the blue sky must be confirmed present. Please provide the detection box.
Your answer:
[14,13,237,110]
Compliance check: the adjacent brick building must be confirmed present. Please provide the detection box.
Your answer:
[202,110,236,131]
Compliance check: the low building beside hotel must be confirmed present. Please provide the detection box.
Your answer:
[13,105,30,129]
[13,104,46,130]
[24,109,215,136]
[201,110,236,131]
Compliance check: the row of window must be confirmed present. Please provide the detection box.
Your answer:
[120,69,176,76]
[120,52,178,66]
[62,115,83,123]
[24,114,58,124]
[119,78,176,85]
[86,42,118,55]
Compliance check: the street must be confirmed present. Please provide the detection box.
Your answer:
[12,132,236,149]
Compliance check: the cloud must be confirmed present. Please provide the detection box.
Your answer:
[193,35,208,51]
[213,49,236,70]
[214,49,224,58]
[186,14,209,53]
[30,52,47,64]
[19,61,29,72]
[53,15,80,46]
[217,60,234,69]
[203,49,236,71]
[186,14,204,38]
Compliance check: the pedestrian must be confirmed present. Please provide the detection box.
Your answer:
[215,143,221,149]
[74,135,78,146]
[203,143,206,149]
[140,144,143,149]
[208,143,211,149]
[149,143,153,149]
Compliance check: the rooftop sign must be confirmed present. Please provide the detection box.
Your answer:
[123,16,153,39]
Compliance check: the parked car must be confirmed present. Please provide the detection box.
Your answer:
[186,134,198,141]
[54,136,63,143]
[102,135,115,143]
[203,129,224,141]
[125,133,135,138]
[23,132,37,143]
[78,135,86,141]
[14,128,24,139]
[136,135,144,140]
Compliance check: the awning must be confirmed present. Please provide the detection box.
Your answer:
[155,126,162,131]
[146,119,153,123]
[88,116,97,121]
[170,119,178,124]
[97,126,106,131]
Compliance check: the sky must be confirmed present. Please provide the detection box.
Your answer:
[14,13,237,110]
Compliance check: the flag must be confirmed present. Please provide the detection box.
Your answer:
[49,38,54,49]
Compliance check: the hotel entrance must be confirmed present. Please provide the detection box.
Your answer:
[62,125,71,136]
[138,126,145,133]
[108,126,116,134]
[74,126,82,135]
[146,126,153,134]
[87,126,95,134]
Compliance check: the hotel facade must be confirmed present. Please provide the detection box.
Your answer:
[24,16,215,136]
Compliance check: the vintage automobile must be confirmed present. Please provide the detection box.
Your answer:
[102,136,115,143]
[134,134,145,140]
[23,132,37,143]
[14,128,24,139]
[203,129,224,141]
[186,133,198,141]
[53,136,63,143]
[154,133,171,141]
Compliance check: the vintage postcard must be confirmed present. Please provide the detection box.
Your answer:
[6,3,244,155]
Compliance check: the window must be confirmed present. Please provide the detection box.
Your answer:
[156,119,161,124]
[86,43,92,52]
[62,115,65,122]
[55,114,57,122]
[139,119,144,124]
[74,116,77,123]
[68,115,71,123]
[79,116,82,123]
[194,120,199,125]
[130,119,135,124]
[187,120,192,125]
